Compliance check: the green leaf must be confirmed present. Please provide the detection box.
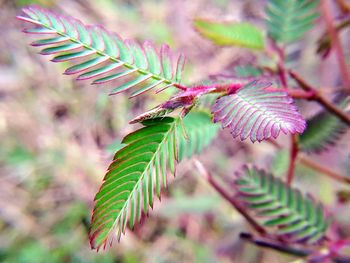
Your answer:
[178,111,220,161]
[90,111,219,249]
[266,0,319,44]
[300,99,349,153]
[17,6,186,97]
[194,18,265,50]
[90,117,179,250]
[234,166,329,244]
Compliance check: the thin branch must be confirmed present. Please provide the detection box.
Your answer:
[287,135,299,184]
[277,54,288,88]
[271,40,288,88]
[321,0,350,88]
[267,140,350,185]
[193,160,267,235]
[242,233,350,262]
[299,156,350,184]
[274,44,300,185]
[287,90,315,99]
[290,70,350,125]
[336,0,350,13]
[240,233,312,257]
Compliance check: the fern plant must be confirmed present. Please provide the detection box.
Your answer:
[16,2,350,261]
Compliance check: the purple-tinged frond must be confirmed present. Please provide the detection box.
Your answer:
[212,81,306,142]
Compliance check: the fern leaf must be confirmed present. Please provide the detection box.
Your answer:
[90,117,178,250]
[300,100,349,153]
[234,166,328,244]
[178,111,220,161]
[266,0,319,44]
[212,81,306,142]
[194,18,265,50]
[90,111,219,249]
[17,6,185,97]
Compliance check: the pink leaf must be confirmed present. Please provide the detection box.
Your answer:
[212,81,306,142]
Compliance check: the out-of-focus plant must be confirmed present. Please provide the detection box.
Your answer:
[16,0,350,260]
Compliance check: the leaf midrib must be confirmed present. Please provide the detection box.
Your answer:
[235,93,286,126]
[95,119,178,244]
[32,17,175,85]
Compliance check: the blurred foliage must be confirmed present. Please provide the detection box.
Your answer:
[194,19,265,50]
[15,0,56,7]
[300,99,349,153]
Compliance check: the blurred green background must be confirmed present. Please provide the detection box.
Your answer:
[1,0,349,262]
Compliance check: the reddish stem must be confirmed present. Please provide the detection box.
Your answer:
[240,233,312,257]
[278,52,288,88]
[268,88,316,99]
[299,156,350,185]
[194,160,267,235]
[336,0,350,13]
[271,41,288,88]
[321,0,350,88]
[268,140,350,185]
[173,83,188,91]
[274,43,299,184]
[288,90,316,99]
[290,70,350,125]
[287,135,299,185]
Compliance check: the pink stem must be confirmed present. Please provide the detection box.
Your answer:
[321,0,350,89]
[290,70,350,125]
[273,42,299,185]
[194,160,267,235]
[287,135,299,185]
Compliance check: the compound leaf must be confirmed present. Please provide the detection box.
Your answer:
[266,0,319,44]
[212,81,306,142]
[17,6,185,97]
[234,166,329,244]
[90,117,178,250]
[90,112,219,250]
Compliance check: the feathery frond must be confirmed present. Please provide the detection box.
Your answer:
[234,166,329,244]
[90,117,179,250]
[90,112,219,250]
[266,0,319,44]
[212,81,306,142]
[178,111,220,160]
[17,6,185,97]
[300,99,349,153]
